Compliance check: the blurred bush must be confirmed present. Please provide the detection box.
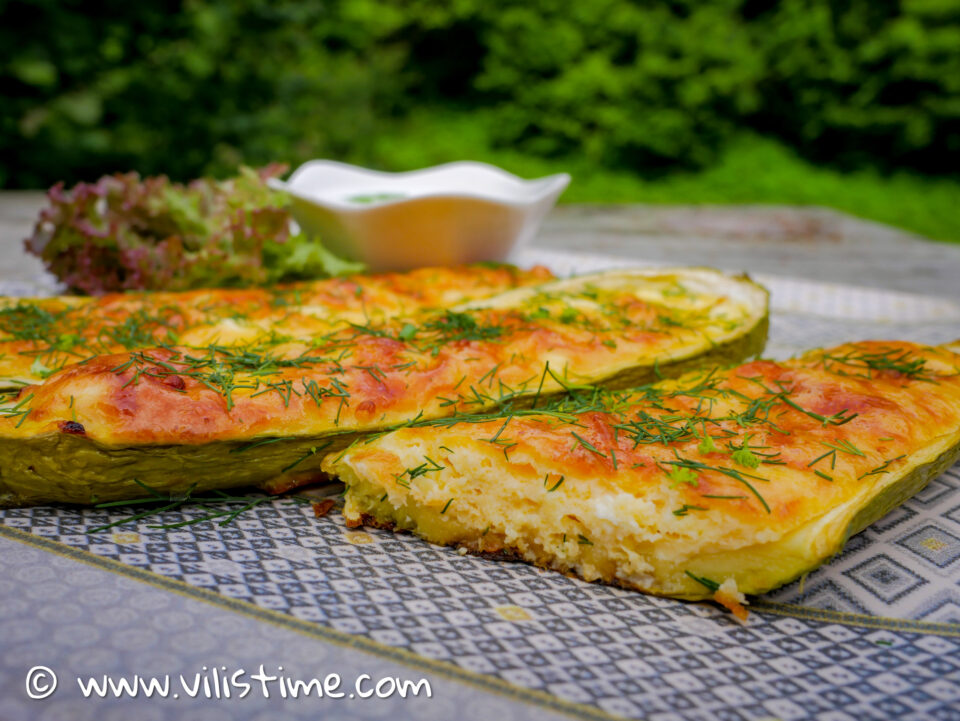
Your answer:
[0,0,407,187]
[1,0,958,188]
[750,0,960,173]
[470,0,764,170]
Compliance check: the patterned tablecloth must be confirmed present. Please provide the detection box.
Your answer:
[1,249,959,721]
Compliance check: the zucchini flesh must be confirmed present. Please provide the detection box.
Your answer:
[326,341,960,601]
[0,268,768,506]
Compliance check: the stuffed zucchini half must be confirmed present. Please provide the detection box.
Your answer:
[0,263,554,388]
[0,267,767,506]
[326,340,960,606]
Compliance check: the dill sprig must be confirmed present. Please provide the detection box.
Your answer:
[685,570,720,592]
[859,455,906,479]
[821,346,936,381]
[0,304,65,343]
[87,482,311,533]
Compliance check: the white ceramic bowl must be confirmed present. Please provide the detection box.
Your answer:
[267,161,570,272]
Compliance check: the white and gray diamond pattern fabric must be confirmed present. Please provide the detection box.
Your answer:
[1,250,959,721]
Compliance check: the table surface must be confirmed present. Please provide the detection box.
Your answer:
[2,191,960,297]
[2,195,960,721]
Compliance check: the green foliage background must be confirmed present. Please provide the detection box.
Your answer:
[2,0,959,238]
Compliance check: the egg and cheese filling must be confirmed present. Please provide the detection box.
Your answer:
[327,341,960,600]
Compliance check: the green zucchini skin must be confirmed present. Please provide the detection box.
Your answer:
[600,313,769,391]
[843,441,960,543]
[0,433,348,507]
[670,441,960,601]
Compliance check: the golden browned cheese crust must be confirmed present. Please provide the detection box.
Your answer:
[0,264,553,386]
[327,341,960,600]
[0,268,766,445]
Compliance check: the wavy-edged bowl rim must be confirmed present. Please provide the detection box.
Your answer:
[267,160,571,212]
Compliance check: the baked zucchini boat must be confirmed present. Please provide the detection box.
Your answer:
[0,267,767,506]
[326,340,960,604]
[0,263,553,387]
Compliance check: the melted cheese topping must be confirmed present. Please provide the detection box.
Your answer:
[0,268,768,446]
[328,341,960,597]
[0,264,553,386]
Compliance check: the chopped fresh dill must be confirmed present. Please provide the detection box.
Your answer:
[685,570,720,592]
[544,474,565,492]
